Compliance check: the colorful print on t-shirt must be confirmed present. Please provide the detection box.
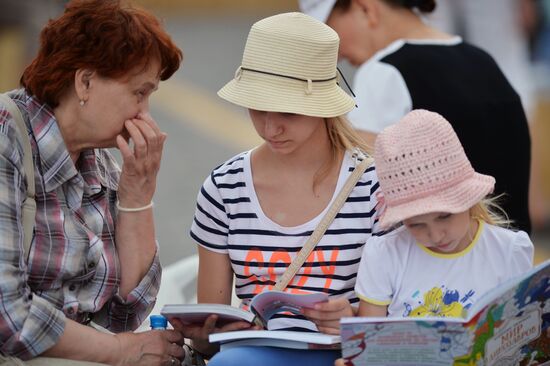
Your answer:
[405,286,475,318]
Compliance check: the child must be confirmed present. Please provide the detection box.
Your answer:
[355,109,534,319]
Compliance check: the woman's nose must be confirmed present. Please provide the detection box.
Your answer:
[139,100,150,115]
[264,113,282,136]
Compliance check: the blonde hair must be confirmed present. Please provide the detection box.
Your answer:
[470,195,511,228]
[326,116,372,155]
[313,116,372,190]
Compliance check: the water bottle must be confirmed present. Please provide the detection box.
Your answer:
[150,314,168,330]
[150,315,182,365]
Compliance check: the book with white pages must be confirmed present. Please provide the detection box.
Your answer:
[209,330,341,351]
[161,290,329,329]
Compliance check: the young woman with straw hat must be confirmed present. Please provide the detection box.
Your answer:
[177,12,384,365]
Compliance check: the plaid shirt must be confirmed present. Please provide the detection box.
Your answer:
[0,89,161,359]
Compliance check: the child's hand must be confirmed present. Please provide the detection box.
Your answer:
[302,297,354,334]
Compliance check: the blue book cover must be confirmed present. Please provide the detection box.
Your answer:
[340,259,550,365]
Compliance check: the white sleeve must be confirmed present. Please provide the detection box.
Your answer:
[355,235,394,305]
[508,230,534,275]
[348,60,412,133]
[189,172,230,254]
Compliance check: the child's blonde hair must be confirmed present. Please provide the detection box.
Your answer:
[470,195,511,228]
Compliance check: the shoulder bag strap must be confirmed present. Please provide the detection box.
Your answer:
[273,155,374,292]
[0,93,36,263]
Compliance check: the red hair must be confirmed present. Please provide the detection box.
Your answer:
[21,0,183,108]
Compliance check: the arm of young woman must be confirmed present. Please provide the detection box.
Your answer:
[197,246,234,304]
[302,297,356,335]
[301,296,387,334]
[173,246,255,356]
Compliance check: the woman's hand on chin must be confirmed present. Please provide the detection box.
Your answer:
[116,114,167,207]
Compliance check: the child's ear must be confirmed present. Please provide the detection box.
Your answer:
[353,0,381,28]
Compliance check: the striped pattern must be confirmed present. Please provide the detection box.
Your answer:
[218,12,355,118]
[0,89,161,359]
[190,150,383,331]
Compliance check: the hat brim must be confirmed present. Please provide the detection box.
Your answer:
[379,172,495,229]
[218,70,355,118]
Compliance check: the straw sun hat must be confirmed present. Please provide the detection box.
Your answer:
[375,110,495,229]
[218,12,355,118]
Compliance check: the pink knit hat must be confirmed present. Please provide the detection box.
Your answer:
[375,110,495,229]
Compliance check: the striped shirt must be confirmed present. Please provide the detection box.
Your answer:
[190,149,383,331]
[0,89,161,359]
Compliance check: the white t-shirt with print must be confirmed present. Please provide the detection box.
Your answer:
[191,149,383,330]
[355,221,533,318]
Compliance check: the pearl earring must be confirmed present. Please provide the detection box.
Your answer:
[79,100,85,106]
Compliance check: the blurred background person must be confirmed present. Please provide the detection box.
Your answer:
[425,0,550,232]
[528,0,550,231]
[299,0,532,234]
[426,0,535,116]
[532,0,550,78]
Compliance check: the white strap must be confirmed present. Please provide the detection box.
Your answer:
[273,155,374,291]
[0,93,36,262]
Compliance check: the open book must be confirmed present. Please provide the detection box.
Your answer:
[161,290,329,329]
[340,259,550,366]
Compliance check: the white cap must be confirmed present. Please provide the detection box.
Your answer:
[298,0,337,23]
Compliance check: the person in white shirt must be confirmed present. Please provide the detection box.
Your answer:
[335,108,534,366]
[299,0,533,236]
[355,109,533,319]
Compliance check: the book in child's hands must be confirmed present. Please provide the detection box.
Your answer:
[340,259,550,366]
[209,330,341,351]
[161,290,329,329]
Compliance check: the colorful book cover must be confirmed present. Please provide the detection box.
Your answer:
[340,259,550,365]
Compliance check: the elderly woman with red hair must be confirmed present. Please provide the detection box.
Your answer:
[0,1,183,365]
